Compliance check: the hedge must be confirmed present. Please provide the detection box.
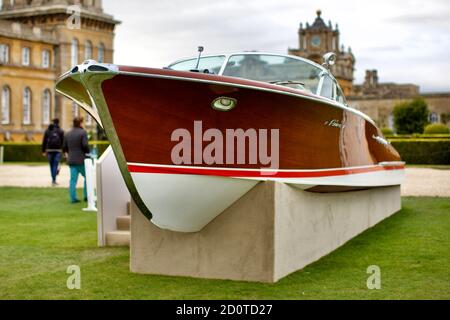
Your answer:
[381,127,394,136]
[2,140,449,165]
[385,134,450,140]
[0,141,110,163]
[390,139,450,165]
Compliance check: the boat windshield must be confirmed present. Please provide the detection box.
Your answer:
[168,55,225,74]
[222,54,322,95]
[168,53,347,104]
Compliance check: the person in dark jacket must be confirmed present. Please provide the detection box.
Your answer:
[63,117,90,203]
[42,118,64,186]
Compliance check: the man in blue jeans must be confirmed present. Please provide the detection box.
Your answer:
[63,116,90,203]
[42,119,64,186]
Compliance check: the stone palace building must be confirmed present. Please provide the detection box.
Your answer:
[290,10,450,130]
[0,0,119,142]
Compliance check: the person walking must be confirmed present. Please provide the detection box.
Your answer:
[63,116,90,203]
[42,118,64,186]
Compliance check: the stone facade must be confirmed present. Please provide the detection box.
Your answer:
[347,69,450,129]
[0,0,119,142]
[289,10,355,96]
[351,70,420,100]
[348,92,450,130]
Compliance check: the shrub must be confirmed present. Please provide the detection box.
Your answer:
[381,127,394,136]
[424,123,450,134]
[393,98,429,134]
[390,139,450,164]
[0,141,110,162]
[1,143,43,163]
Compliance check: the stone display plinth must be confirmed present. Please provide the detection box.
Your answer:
[130,182,401,283]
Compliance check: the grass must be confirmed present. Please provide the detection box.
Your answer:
[1,162,47,166]
[405,164,450,170]
[0,187,449,300]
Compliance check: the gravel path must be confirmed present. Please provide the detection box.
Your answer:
[401,168,450,197]
[0,165,449,197]
[0,164,84,189]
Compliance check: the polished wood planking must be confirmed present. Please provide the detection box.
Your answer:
[102,71,401,170]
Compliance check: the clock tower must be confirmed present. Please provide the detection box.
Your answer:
[289,10,355,96]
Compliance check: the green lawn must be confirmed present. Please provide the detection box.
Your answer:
[0,187,449,300]
[405,164,450,170]
[1,162,47,166]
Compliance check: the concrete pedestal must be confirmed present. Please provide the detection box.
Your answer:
[130,182,401,283]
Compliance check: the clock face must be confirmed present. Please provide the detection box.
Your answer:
[311,36,321,47]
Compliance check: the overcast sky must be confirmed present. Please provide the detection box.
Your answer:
[103,0,450,93]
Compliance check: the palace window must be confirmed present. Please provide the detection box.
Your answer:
[23,88,32,125]
[388,113,394,130]
[85,113,93,126]
[429,112,439,124]
[0,44,9,64]
[71,38,79,67]
[85,40,93,60]
[22,47,31,66]
[42,89,51,125]
[98,43,105,63]
[1,86,10,125]
[42,49,50,68]
[72,102,79,118]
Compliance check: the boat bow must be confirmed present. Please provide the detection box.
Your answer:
[56,60,153,222]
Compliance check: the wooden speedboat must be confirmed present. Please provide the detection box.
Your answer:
[56,51,405,232]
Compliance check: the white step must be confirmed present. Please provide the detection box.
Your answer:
[116,215,130,231]
[105,230,130,247]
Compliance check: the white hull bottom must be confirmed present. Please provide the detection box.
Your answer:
[129,163,405,232]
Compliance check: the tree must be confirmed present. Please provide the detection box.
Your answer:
[393,98,429,134]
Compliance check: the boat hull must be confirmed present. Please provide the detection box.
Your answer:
[101,70,401,171]
[128,163,404,232]
[56,63,405,232]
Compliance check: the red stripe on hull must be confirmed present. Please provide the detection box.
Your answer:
[127,164,405,178]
